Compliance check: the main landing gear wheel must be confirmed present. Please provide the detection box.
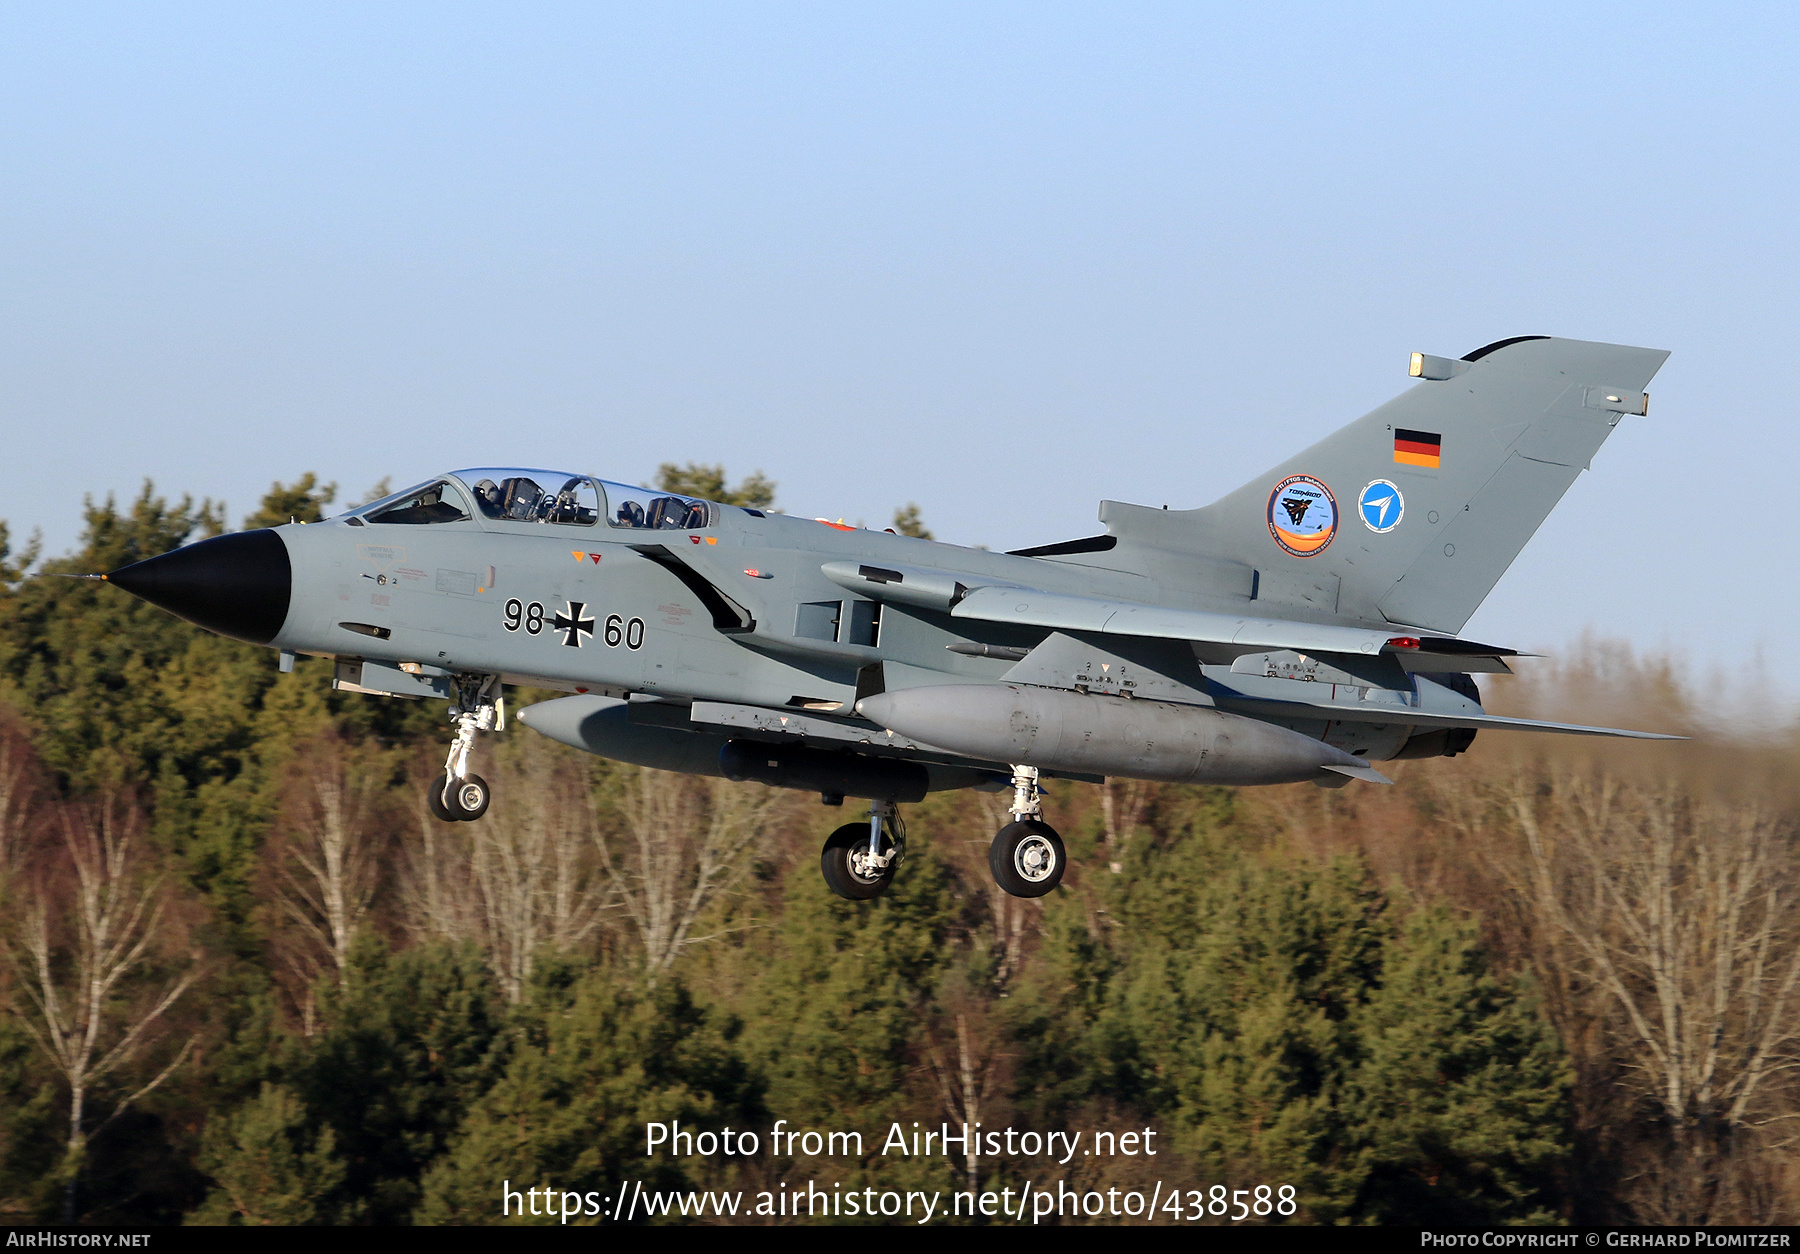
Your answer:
[821,822,896,900]
[822,800,905,900]
[986,762,1065,898]
[990,819,1066,898]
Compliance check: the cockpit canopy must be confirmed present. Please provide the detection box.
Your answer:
[457,468,599,524]
[600,482,712,530]
[354,469,716,530]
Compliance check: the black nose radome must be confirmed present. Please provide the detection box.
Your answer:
[107,528,292,646]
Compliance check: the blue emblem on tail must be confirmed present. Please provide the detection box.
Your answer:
[1358,481,1404,533]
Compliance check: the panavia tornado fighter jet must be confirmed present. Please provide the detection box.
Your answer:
[103,335,1677,900]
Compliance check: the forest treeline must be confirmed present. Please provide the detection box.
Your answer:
[0,473,1797,1225]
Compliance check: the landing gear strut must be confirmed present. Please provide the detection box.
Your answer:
[429,675,503,823]
[989,763,1065,898]
[820,798,903,900]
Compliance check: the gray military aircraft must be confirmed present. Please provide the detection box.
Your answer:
[102,335,1677,900]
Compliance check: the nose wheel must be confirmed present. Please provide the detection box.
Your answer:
[430,675,503,823]
[988,764,1066,897]
[429,771,491,822]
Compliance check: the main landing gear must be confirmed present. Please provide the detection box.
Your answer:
[816,765,1068,901]
[820,799,902,900]
[989,763,1065,898]
[428,675,503,823]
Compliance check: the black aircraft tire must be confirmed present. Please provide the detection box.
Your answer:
[451,773,491,821]
[820,822,896,900]
[428,774,459,824]
[990,820,1066,898]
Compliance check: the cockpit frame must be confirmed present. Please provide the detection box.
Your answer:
[347,469,718,532]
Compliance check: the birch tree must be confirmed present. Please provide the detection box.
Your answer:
[7,798,195,1219]
[923,1008,1003,1193]
[1502,772,1800,1222]
[595,767,781,973]
[971,789,1035,989]
[1098,777,1154,873]
[398,786,480,946]
[269,740,384,1002]
[398,741,608,1000]
[469,740,608,1000]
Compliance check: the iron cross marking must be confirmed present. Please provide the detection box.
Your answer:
[553,600,595,648]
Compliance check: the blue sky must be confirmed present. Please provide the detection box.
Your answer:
[4,3,1795,694]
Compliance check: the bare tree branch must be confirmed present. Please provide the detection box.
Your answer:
[268,740,385,988]
[3,797,196,1216]
[596,767,781,973]
[1484,769,1800,1223]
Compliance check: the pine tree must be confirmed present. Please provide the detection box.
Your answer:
[0,1017,61,1222]
[891,504,932,539]
[1008,810,1574,1223]
[241,475,336,531]
[1348,908,1571,1224]
[653,463,776,510]
[282,938,506,1223]
[415,967,760,1223]
[188,1084,345,1225]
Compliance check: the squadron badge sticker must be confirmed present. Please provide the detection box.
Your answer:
[1358,480,1404,533]
[1267,475,1338,557]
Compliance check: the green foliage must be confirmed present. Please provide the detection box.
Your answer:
[738,842,961,1129]
[0,521,41,588]
[654,463,776,510]
[0,484,289,942]
[242,474,337,531]
[1009,814,1572,1224]
[282,938,507,1223]
[0,485,238,786]
[891,504,933,539]
[1349,910,1571,1224]
[189,1085,345,1225]
[416,969,761,1223]
[0,1018,61,1222]
[349,478,392,510]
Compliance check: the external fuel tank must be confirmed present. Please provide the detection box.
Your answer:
[855,684,1387,786]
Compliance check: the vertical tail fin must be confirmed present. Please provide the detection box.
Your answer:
[1092,336,1669,634]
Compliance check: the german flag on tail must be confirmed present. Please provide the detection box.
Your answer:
[1394,428,1441,468]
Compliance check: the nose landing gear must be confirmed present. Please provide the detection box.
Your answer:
[428,675,503,823]
[988,764,1065,898]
